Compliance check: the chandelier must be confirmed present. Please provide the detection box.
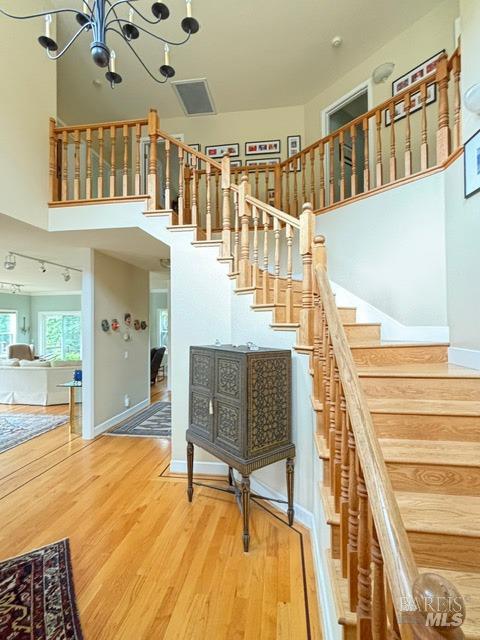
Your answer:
[0,1,200,87]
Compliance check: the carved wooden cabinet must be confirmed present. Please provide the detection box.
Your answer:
[187,344,295,551]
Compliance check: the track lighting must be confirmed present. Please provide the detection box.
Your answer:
[62,269,71,282]
[39,262,47,274]
[4,253,16,271]
[0,281,22,294]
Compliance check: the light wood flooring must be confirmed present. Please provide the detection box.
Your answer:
[0,380,321,639]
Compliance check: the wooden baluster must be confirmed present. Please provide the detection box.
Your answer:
[301,154,307,205]
[436,54,451,163]
[215,170,220,230]
[238,175,252,288]
[234,189,240,274]
[122,124,129,196]
[262,211,269,304]
[348,421,359,611]
[319,142,325,209]
[299,203,315,347]
[164,139,171,208]
[49,119,58,202]
[147,109,159,210]
[178,147,185,225]
[322,329,331,443]
[363,118,370,192]
[340,406,349,578]
[254,167,260,199]
[375,111,382,188]
[293,160,299,217]
[264,168,269,205]
[97,127,104,198]
[221,155,231,257]
[285,163,291,214]
[404,92,412,177]
[371,523,387,640]
[61,131,68,201]
[205,162,211,238]
[420,83,429,171]
[273,216,281,304]
[350,124,357,197]
[386,590,402,640]
[86,128,92,200]
[191,155,198,227]
[329,137,335,204]
[252,205,259,288]
[184,165,191,225]
[339,130,346,201]
[310,149,316,209]
[74,129,80,200]
[388,104,397,183]
[313,290,323,405]
[356,462,372,639]
[134,123,141,195]
[452,53,461,150]
[274,164,282,210]
[110,125,116,197]
[285,223,293,323]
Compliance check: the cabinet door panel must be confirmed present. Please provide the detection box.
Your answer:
[189,348,214,441]
[213,399,243,456]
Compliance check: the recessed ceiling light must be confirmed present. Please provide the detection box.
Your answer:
[331,36,343,48]
[93,79,102,88]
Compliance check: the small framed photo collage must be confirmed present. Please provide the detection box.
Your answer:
[190,136,301,169]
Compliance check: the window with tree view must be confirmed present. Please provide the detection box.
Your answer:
[0,311,17,357]
[39,312,81,360]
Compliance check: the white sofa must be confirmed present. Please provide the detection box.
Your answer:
[0,360,82,406]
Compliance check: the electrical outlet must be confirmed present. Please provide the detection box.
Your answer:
[124,395,130,408]
[124,351,129,359]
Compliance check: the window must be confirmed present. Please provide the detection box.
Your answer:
[0,311,17,357]
[39,312,81,360]
[157,309,168,349]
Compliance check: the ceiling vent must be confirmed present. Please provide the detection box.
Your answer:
[171,78,216,116]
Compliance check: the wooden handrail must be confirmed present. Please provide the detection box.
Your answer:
[156,128,222,172]
[246,193,300,229]
[54,117,148,134]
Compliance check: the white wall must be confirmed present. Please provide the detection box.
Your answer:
[316,172,448,327]
[0,0,56,229]
[89,251,150,434]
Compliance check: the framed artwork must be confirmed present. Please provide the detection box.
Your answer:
[464,128,480,198]
[287,135,301,157]
[188,143,201,152]
[392,51,445,96]
[245,157,280,167]
[385,82,436,126]
[245,139,281,156]
[205,143,239,159]
[230,159,243,168]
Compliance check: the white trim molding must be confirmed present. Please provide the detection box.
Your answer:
[94,398,150,437]
[448,347,480,371]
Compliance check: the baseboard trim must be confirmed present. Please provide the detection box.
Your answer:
[248,475,313,530]
[170,459,228,476]
[94,398,150,437]
[448,347,480,371]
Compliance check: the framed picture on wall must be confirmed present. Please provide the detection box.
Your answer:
[287,135,301,157]
[205,143,239,159]
[188,143,201,152]
[464,128,480,198]
[230,159,243,167]
[245,140,281,156]
[384,82,436,126]
[245,157,280,167]
[391,50,445,96]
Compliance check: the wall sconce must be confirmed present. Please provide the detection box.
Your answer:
[20,316,30,335]
[464,84,480,115]
[372,62,395,85]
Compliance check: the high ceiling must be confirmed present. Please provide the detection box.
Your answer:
[56,0,441,124]
[0,213,169,293]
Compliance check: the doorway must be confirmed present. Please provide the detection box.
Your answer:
[323,84,370,201]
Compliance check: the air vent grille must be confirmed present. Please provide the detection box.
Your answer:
[171,78,216,116]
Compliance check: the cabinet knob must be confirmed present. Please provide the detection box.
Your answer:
[209,399,213,415]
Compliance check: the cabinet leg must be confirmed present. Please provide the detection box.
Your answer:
[286,457,295,526]
[228,466,233,486]
[187,442,194,502]
[241,475,250,552]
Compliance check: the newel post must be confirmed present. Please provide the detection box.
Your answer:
[49,118,59,202]
[298,202,315,347]
[238,174,252,288]
[147,108,159,210]
[221,154,232,258]
[436,54,451,164]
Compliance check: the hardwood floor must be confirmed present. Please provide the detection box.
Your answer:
[0,380,321,639]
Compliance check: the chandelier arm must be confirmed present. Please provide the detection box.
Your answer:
[105,0,161,26]
[107,18,192,46]
[46,23,91,61]
[0,7,83,20]
[108,27,168,84]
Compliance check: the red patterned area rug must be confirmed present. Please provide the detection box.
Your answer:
[0,539,84,639]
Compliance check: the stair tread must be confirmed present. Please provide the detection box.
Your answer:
[396,492,480,537]
[379,438,480,467]
[357,363,480,378]
[350,341,450,349]
[368,398,480,417]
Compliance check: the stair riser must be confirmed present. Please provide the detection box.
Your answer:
[388,463,480,496]
[361,377,480,401]
[274,306,300,324]
[372,413,480,442]
[338,309,357,323]
[344,325,381,343]
[351,345,448,366]
[254,289,303,305]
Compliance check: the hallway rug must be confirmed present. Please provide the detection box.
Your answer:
[0,539,84,639]
[0,414,69,454]
[107,401,171,438]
